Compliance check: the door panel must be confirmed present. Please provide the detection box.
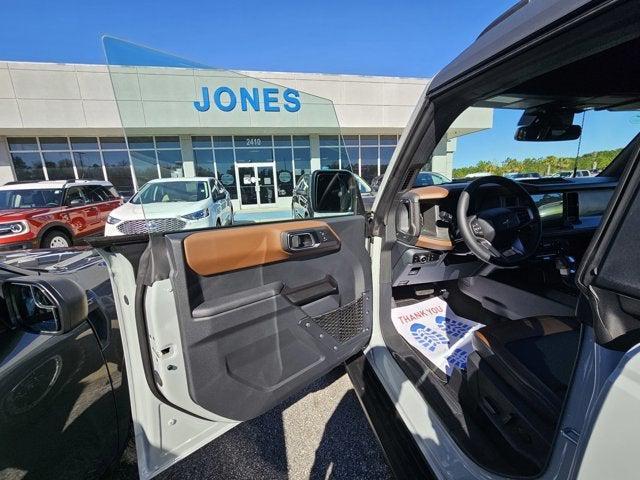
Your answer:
[155,215,371,421]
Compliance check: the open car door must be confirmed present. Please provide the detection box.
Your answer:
[574,138,640,478]
[98,39,373,478]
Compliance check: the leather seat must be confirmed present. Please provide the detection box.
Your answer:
[471,315,580,422]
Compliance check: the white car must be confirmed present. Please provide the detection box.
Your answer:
[105,177,233,236]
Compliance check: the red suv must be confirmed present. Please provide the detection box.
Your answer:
[0,180,123,250]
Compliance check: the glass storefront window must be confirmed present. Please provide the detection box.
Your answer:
[40,137,70,151]
[361,146,378,183]
[380,146,395,175]
[191,134,309,200]
[158,150,183,178]
[102,150,135,198]
[70,137,99,150]
[7,137,39,151]
[320,147,339,169]
[275,148,294,196]
[294,147,311,182]
[73,151,105,180]
[100,137,128,150]
[235,148,273,163]
[155,136,180,149]
[128,136,155,150]
[214,149,237,199]
[42,152,75,180]
[10,152,45,181]
[193,149,215,177]
[292,136,310,147]
[192,136,212,149]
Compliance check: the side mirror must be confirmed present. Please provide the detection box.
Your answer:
[515,108,582,142]
[3,275,88,334]
[68,198,85,207]
[310,169,363,215]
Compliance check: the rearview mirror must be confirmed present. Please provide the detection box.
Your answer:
[3,275,88,334]
[310,170,363,215]
[515,109,582,142]
[68,198,85,207]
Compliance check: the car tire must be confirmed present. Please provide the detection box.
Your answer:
[229,206,234,225]
[41,230,72,249]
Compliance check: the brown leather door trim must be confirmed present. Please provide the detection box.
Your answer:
[412,186,449,200]
[415,234,454,251]
[183,220,338,276]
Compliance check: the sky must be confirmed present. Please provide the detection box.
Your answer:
[1,0,637,167]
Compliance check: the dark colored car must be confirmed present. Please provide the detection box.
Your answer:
[0,180,122,251]
[0,248,129,478]
[371,171,451,192]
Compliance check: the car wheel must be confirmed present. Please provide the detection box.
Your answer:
[229,207,234,225]
[41,230,71,249]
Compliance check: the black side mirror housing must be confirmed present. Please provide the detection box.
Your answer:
[3,275,88,334]
[310,169,363,215]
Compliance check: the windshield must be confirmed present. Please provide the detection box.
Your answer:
[130,181,209,204]
[418,108,639,183]
[0,189,63,209]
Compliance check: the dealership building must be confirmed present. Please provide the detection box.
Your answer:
[0,61,492,210]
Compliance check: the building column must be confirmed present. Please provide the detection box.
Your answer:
[430,136,456,179]
[309,134,321,172]
[0,137,16,184]
[180,135,196,177]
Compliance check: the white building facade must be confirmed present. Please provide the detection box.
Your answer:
[0,61,492,209]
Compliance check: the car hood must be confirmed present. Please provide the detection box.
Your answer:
[0,208,55,221]
[109,201,209,220]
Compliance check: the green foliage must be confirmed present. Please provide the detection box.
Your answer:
[452,148,621,178]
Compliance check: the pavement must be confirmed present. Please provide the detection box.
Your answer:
[107,368,393,480]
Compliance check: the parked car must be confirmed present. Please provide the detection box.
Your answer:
[0,248,129,479]
[104,177,233,235]
[0,180,122,250]
[464,171,492,179]
[292,171,374,217]
[554,169,591,178]
[371,171,452,192]
[413,171,452,186]
[504,172,541,181]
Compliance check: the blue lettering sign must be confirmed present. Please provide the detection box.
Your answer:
[214,87,237,112]
[263,88,280,112]
[194,86,301,113]
[283,88,301,113]
[194,86,210,112]
[240,87,260,112]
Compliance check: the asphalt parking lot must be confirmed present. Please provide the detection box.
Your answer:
[107,368,392,480]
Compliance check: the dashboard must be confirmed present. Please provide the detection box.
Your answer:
[397,176,616,255]
[392,176,617,287]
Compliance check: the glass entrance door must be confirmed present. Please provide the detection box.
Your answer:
[236,163,277,208]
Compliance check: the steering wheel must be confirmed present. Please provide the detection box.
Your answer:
[456,176,541,267]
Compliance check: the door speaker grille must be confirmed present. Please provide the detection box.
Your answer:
[311,296,364,343]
